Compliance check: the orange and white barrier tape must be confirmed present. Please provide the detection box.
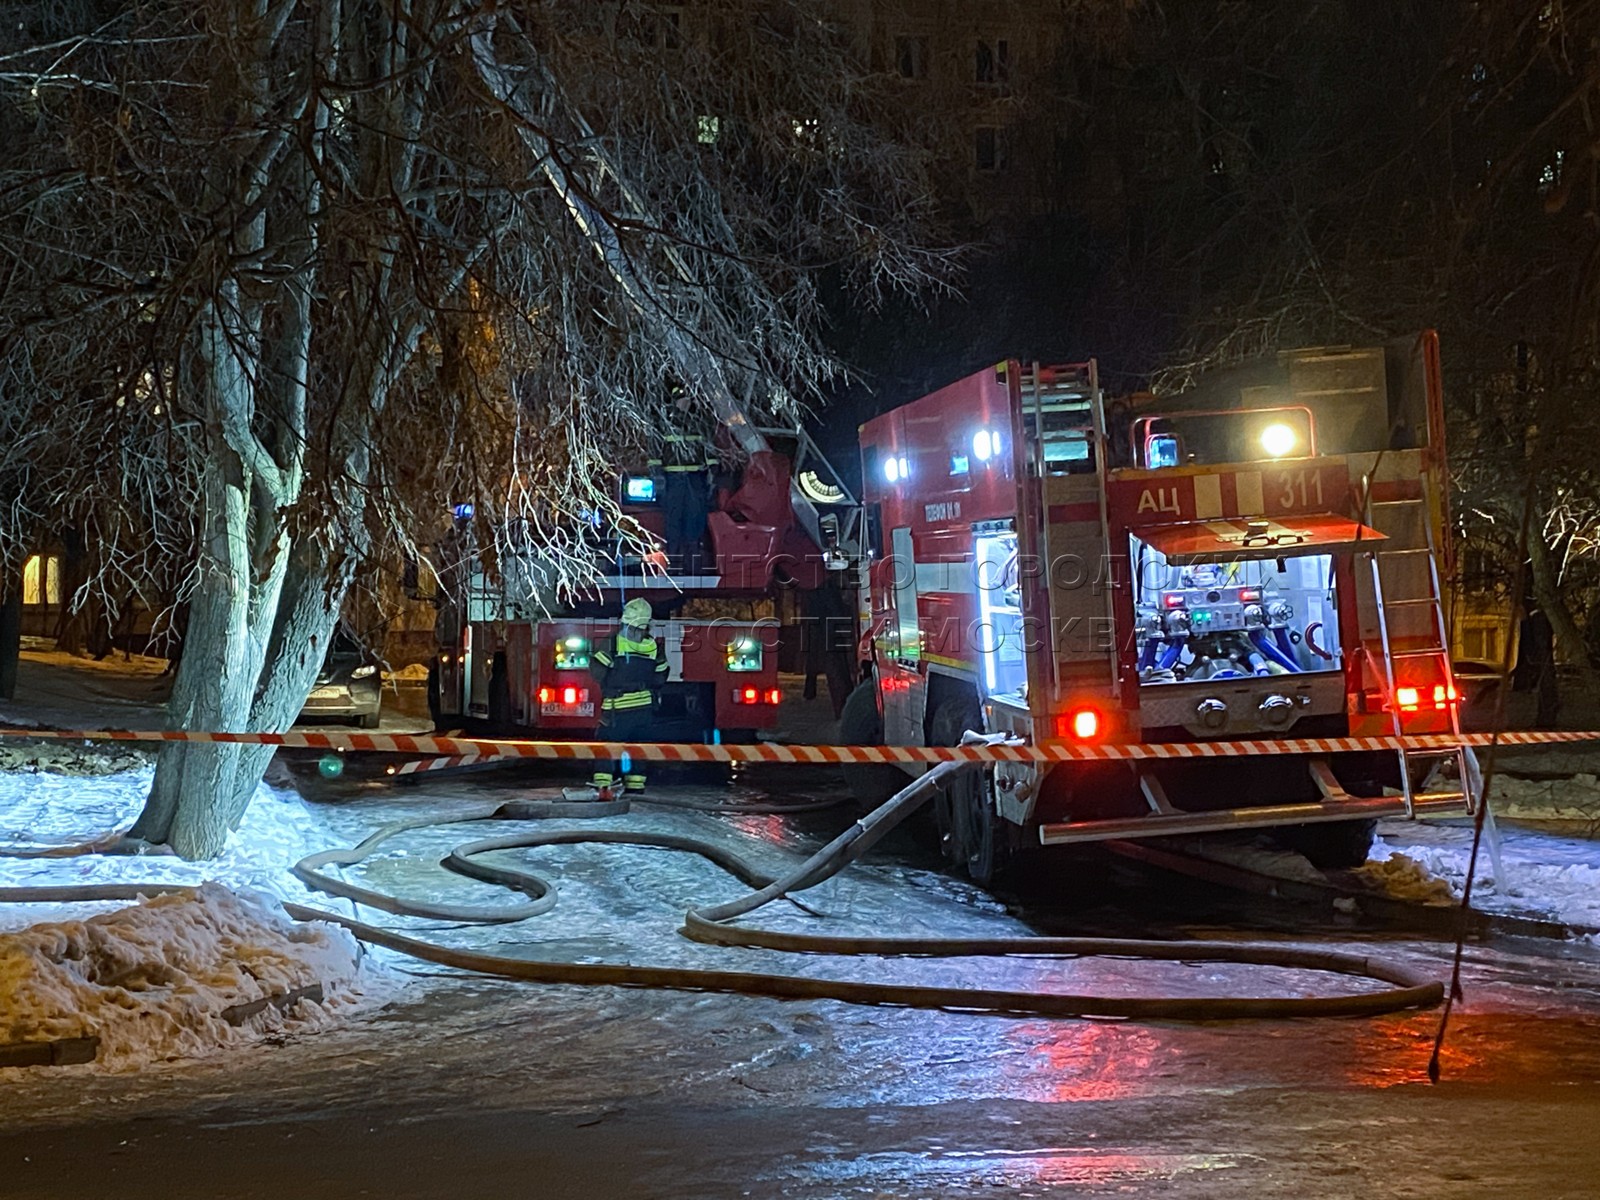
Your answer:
[1,726,1599,765]
[386,755,485,777]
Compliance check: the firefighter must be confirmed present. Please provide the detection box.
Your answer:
[589,597,669,796]
[662,429,710,573]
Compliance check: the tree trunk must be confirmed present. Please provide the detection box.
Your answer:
[1526,524,1597,725]
[212,541,351,830]
[51,528,91,655]
[130,452,257,854]
[0,576,19,701]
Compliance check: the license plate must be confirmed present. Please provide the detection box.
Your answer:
[310,686,344,700]
[540,702,595,717]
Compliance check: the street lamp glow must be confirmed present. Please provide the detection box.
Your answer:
[1259,423,1298,458]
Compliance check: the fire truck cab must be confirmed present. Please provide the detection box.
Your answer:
[850,333,1473,880]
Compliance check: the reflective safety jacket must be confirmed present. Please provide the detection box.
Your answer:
[664,432,707,473]
[590,632,669,712]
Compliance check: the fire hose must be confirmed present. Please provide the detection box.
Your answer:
[0,745,1446,1021]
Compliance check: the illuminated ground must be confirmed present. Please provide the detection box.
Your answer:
[2,656,1599,1196]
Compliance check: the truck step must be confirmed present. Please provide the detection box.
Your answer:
[1036,793,1467,847]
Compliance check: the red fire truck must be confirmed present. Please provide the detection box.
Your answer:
[842,333,1474,880]
[431,439,853,744]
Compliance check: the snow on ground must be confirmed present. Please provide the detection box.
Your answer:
[0,883,365,1069]
[1373,818,1600,935]
[0,765,332,931]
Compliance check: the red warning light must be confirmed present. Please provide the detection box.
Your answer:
[562,686,578,705]
[1056,707,1102,740]
[765,688,782,705]
[1396,686,1420,711]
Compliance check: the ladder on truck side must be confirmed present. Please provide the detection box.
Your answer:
[1361,480,1478,818]
[1018,361,1118,702]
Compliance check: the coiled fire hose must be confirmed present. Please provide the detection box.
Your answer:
[0,747,1445,1021]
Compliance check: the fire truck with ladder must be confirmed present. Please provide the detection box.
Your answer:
[838,332,1475,882]
[429,423,856,745]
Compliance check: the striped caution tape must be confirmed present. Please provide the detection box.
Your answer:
[2,725,1599,764]
[387,755,485,777]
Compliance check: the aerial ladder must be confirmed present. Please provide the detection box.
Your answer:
[469,29,857,565]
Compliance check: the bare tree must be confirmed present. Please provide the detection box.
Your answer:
[0,0,1040,855]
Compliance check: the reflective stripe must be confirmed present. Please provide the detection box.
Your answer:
[603,692,653,711]
[594,651,614,666]
[664,433,707,470]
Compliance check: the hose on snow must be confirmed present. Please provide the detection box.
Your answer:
[0,752,1446,1021]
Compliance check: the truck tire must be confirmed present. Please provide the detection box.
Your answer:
[928,693,1010,885]
[1281,818,1376,870]
[837,679,906,810]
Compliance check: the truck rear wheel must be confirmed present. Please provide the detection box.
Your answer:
[837,679,907,810]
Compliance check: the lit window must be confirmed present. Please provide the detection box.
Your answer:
[21,555,41,606]
[21,554,61,606]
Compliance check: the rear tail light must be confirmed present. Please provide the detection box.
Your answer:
[1056,706,1102,740]
[539,686,588,707]
[1396,687,1420,711]
[732,687,782,705]
[1432,684,1458,710]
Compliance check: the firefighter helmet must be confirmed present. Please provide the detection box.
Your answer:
[622,598,653,628]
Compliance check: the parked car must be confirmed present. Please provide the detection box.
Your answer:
[298,631,383,728]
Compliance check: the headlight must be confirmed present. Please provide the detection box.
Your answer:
[351,664,377,679]
[1259,423,1298,458]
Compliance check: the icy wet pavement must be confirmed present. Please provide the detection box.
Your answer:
[4,762,1600,1196]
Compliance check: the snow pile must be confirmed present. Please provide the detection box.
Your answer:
[1351,850,1456,906]
[1372,824,1600,934]
[0,883,362,1069]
